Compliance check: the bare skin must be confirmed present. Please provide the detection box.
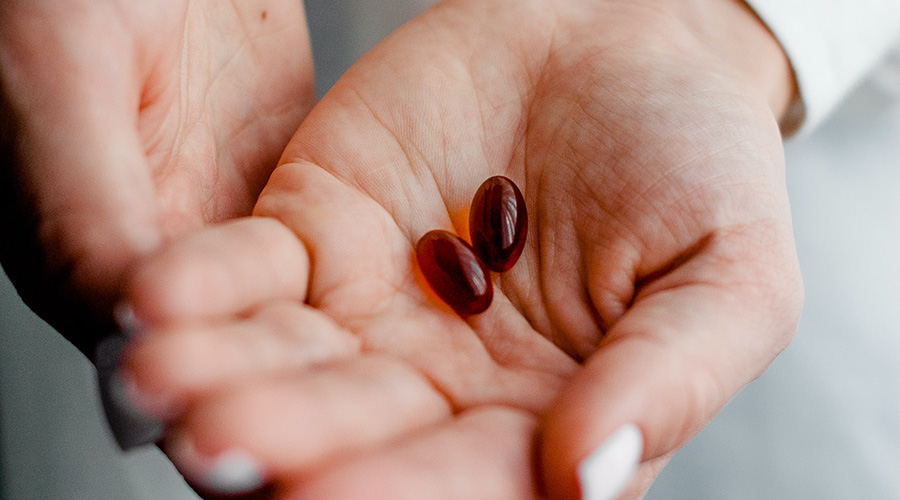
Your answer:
[120,0,803,498]
[0,0,315,353]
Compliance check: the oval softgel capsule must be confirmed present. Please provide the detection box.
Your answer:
[469,176,527,272]
[415,229,493,316]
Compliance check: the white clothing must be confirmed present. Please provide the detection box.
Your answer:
[745,0,900,133]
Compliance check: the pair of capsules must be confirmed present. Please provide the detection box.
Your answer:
[416,176,527,316]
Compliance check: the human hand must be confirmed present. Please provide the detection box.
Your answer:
[121,0,803,498]
[0,0,314,354]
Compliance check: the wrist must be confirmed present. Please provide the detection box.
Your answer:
[664,0,798,127]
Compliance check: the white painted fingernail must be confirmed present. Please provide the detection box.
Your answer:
[114,302,146,336]
[578,424,643,500]
[169,433,266,494]
[118,371,181,419]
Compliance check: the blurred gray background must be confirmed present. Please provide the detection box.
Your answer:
[2,1,899,499]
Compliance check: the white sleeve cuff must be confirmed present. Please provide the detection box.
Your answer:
[744,0,900,134]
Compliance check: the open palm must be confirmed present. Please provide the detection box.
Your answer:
[124,1,802,498]
[0,0,314,353]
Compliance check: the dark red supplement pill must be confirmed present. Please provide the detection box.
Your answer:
[469,175,528,272]
[415,230,493,316]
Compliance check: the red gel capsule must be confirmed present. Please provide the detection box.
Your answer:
[415,230,493,316]
[469,176,528,272]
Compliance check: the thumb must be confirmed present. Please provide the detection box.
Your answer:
[540,248,802,500]
[0,11,161,353]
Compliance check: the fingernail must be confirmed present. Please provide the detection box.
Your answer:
[168,432,267,495]
[578,424,643,500]
[95,334,164,451]
[119,371,181,419]
[114,302,146,336]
